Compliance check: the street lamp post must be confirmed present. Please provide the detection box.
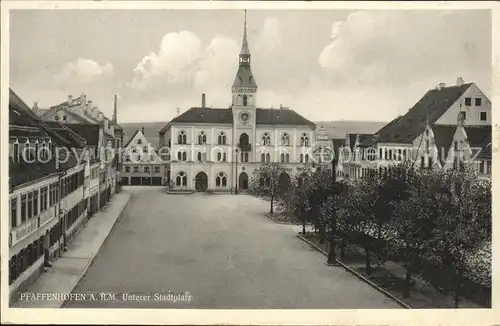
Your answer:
[235,147,239,194]
[326,154,339,266]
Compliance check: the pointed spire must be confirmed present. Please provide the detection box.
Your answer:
[240,10,250,56]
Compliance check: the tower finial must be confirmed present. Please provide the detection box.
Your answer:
[240,10,250,55]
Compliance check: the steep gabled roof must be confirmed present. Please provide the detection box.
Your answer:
[359,115,404,147]
[431,125,456,165]
[123,130,141,149]
[66,123,101,147]
[376,83,473,144]
[465,126,491,160]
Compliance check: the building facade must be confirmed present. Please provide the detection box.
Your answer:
[8,89,90,302]
[158,12,316,192]
[121,128,165,186]
[344,78,492,179]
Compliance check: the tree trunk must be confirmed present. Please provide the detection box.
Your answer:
[319,227,325,245]
[403,267,412,298]
[302,220,306,235]
[365,248,371,275]
[270,196,274,214]
[454,292,460,308]
[340,238,346,259]
[453,276,461,308]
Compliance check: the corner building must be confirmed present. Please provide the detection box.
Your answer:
[159,12,316,192]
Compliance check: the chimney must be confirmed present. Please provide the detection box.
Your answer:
[456,77,464,86]
[280,104,283,109]
[82,94,87,105]
[437,82,446,90]
[177,108,180,116]
[32,101,39,114]
[141,126,145,134]
[113,94,118,124]
[202,93,206,109]
[68,95,73,105]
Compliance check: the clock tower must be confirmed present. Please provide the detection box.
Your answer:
[232,10,257,120]
[232,10,257,165]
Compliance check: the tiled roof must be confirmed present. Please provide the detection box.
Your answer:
[170,107,234,125]
[66,123,101,147]
[44,121,87,148]
[232,66,258,88]
[376,83,473,144]
[431,125,456,165]
[465,126,491,160]
[123,130,140,149]
[359,116,404,147]
[165,107,315,129]
[255,108,315,127]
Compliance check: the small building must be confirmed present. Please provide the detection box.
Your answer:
[121,128,165,186]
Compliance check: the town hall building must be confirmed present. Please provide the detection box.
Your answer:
[158,12,317,192]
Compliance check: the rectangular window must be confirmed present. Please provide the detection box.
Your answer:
[486,161,491,174]
[27,192,33,219]
[33,190,39,216]
[143,146,148,152]
[480,112,487,121]
[475,97,482,106]
[464,97,471,106]
[144,166,150,173]
[125,166,130,172]
[420,156,425,168]
[11,198,18,228]
[133,166,139,173]
[154,166,160,173]
[379,148,382,160]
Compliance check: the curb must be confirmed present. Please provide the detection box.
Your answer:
[296,233,411,309]
[59,193,133,308]
[264,213,298,225]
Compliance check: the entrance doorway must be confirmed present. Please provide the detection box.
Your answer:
[195,172,208,192]
[278,172,291,194]
[239,172,249,191]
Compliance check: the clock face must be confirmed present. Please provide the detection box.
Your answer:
[240,112,250,122]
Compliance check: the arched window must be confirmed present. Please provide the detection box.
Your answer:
[177,151,182,161]
[261,153,266,162]
[176,172,187,186]
[300,154,304,163]
[262,133,271,146]
[244,152,249,163]
[217,132,227,145]
[285,153,290,163]
[243,95,248,106]
[197,152,202,162]
[300,133,309,146]
[280,153,285,163]
[389,149,393,160]
[198,131,207,145]
[178,131,187,144]
[266,153,271,163]
[182,152,187,161]
[305,154,309,163]
[216,172,227,187]
[281,133,290,146]
[217,152,222,162]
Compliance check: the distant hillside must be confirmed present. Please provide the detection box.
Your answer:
[120,120,388,148]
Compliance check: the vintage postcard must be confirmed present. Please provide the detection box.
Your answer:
[1,1,498,325]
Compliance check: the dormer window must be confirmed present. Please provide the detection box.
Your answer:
[262,133,271,146]
[137,139,142,145]
[464,97,472,106]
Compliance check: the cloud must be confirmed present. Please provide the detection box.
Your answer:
[318,10,491,89]
[55,58,113,84]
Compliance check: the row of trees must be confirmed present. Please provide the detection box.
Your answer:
[249,162,491,307]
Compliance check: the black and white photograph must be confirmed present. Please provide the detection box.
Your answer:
[1,1,497,325]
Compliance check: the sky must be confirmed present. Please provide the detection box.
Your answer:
[10,9,492,123]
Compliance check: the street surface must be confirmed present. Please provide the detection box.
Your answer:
[65,186,400,308]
